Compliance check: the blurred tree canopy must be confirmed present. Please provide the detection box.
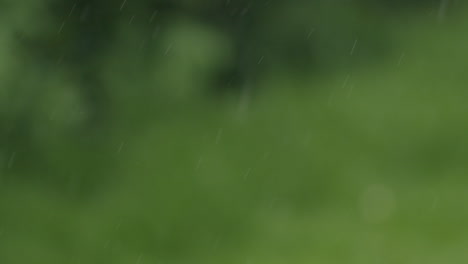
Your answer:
[0,0,460,190]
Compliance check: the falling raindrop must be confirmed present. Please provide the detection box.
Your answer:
[347,84,355,99]
[115,219,122,230]
[243,168,251,180]
[359,184,396,223]
[149,10,158,23]
[438,0,449,22]
[397,52,405,66]
[139,39,146,51]
[152,26,161,39]
[120,0,128,11]
[212,237,220,250]
[80,5,89,21]
[56,54,65,66]
[350,38,358,55]
[136,254,143,264]
[328,91,334,106]
[57,21,66,34]
[164,43,173,56]
[307,28,315,39]
[117,142,125,153]
[215,128,223,144]
[68,3,77,18]
[342,74,350,89]
[7,152,16,169]
[195,157,203,170]
[257,56,264,65]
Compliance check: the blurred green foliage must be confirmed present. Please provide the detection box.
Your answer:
[2,0,468,263]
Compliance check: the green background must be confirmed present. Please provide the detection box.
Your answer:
[1,1,468,263]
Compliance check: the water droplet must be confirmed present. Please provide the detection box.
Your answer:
[7,152,16,169]
[257,56,264,64]
[215,128,223,144]
[350,38,358,55]
[120,0,128,11]
[359,184,396,223]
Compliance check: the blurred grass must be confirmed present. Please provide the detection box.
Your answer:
[2,10,468,264]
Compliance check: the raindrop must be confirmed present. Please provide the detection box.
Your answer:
[80,5,89,21]
[359,184,396,223]
[347,84,355,99]
[7,152,16,169]
[212,237,220,250]
[240,7,249,16]
[67,3,77,18]
[56,55,65,66]
[58,21,66,34]
[328,91,334,106]
[215,128,223,144]
[152,26,161,39]
[307,28,315,40]
[120,0,128,11]
[58,3,77,34]
[164,43,173,56]
[243,168,251,180]
[136,254,143,264]
[397,52,405,66]
[269,199,277,209]
[342,74,350,89]
[115,219,122,230]
[139,39,146,51]
[350,38,358,55]
[257,56,264,65]
[117,142,125,153]
[195,157,203,170]
[149,10,158,23]
[438,0,449,22]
